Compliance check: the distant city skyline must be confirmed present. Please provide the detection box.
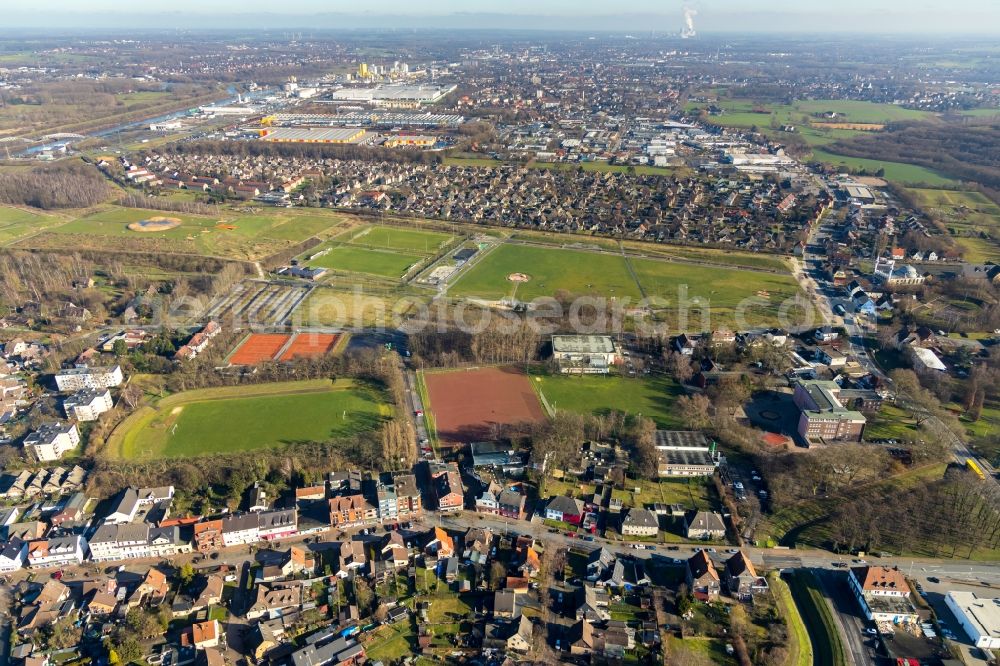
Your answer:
[3,1,1000,34]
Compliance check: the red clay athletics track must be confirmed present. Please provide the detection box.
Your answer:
[228,333,290,365]
[279,333,340,361]
[424,366,547,446]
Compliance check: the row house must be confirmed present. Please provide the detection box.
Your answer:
[328,495,378,528]
[258,508,298,541]
[88,524,189,562]
[27,535,87,568]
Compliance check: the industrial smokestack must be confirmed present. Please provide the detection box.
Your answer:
[681,7,697,38]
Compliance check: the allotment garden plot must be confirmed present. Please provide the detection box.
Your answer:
[109,379,389,459]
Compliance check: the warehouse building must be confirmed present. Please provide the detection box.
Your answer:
[945,592,1000,649]
[258,128,367,144]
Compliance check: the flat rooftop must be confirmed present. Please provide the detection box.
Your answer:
[948,592,1000,640]
[658,449,716,468]
[654,430,710,449]
[552,335,615,355]
[260,127,366,142]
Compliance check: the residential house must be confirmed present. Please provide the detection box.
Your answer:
[684,511,727,540]
[328,495,377,528]
[433,468,464,512]
[686,550,720,601]
[545,496,585,525]
[258,508,297,541]
[724,551,768,600]
[0,538,27,573]
[193,575,224,611]
[221,513,260,546]
[494,590,520,619]
[332,540,367,578]
[848,565,918,624]
[104,488,140,525]
[188,620,221,649]
[587,548,616,580]
[620,509,659,538]
[51,492,87,526]
[26,536,86,568]
[425,527,455,559]
[245,582,303,620]
[498,488,527,520]
[194,520,224,553]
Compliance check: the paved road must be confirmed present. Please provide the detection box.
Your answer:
[816,569,875,666]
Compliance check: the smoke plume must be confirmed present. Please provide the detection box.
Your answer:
[681,7,697,38]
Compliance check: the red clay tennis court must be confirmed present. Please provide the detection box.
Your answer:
[424,366,547,446]
[228,333,290,365]
[279,333,340,361]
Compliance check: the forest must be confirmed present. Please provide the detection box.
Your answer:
[826,120,1000,193]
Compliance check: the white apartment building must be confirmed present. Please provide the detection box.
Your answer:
[23,422,81,462]
[63,387,113,422]
[55,365,124,392]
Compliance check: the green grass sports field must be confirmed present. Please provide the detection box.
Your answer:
[450,243,806,328]
[309,245,423,278]
[530,371,685,429]
[344,225,455,253]
[111,379,389,459]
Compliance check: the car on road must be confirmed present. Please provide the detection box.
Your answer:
[667,546,679,551]
[646,545,656,550]
[864,628,877,636]
[566,532,576,538]
[832,562,848,568]
[414,409,424,417]
[582,536,594,542]
[927,576,940,583]
[708,548,717,553]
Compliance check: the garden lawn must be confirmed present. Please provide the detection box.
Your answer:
[115,380,388,459]
[308,245,423,278]
[529,371,684,429]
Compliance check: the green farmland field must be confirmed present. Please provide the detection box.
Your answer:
[109,379,389,459]
[529,371,685,429]
[809,150,957,186]
[309,245,423,278]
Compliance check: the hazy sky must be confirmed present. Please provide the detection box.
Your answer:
[4,0,1000,33]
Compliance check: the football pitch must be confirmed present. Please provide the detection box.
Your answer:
[308,245,424,278]
[449,243,806,328]
[529,371,685,429]
[108,379,389,459]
